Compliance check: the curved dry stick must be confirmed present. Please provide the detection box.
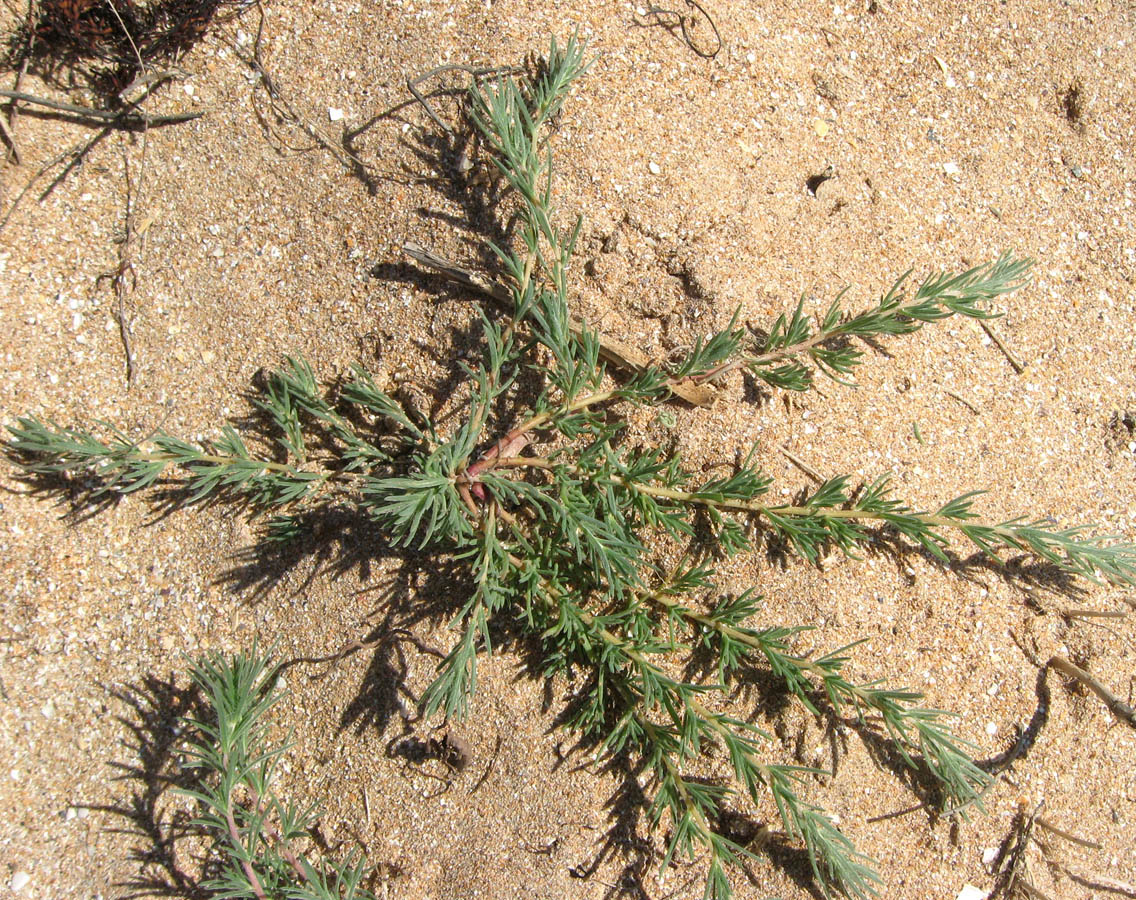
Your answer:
[642,0,723,59]
[1048,655,1136,728]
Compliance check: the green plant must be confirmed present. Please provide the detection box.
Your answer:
[7,35,1136,900]
[180,647,377,899]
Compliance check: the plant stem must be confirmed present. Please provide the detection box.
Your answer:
[223,782,268,900]
[630,480,994,538]
[462,388,621,478]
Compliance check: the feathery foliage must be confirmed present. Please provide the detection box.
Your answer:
[7,34,1136,900]
[180,648,377,900]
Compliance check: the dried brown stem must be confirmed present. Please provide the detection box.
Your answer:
[1048,655,1136,728]
[229,2,369,174]
[0,90,202,126]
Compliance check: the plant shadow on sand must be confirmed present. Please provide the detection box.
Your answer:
[3,0,247,100]
[91,673,213,900]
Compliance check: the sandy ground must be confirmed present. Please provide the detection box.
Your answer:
[2,0,1135,898]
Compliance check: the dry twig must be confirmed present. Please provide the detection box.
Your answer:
[981,320,1027,373]
[0,89,202,127]
[779,444,826,483]
[945,388,981,415]
[1047,654,1136,728]
[1,0,36,164]
[406,63,517,134]
[229,1,368,174]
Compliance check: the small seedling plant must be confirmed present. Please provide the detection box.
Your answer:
[181,648,379,899]
[8,36,1136,900]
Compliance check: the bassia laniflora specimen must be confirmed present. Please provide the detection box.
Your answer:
[8,35,1136,900]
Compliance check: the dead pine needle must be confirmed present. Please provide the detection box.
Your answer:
[779,444,826,483]
[945,388,981,415]
[1063,608,1127,620]
[981,320,1027,374]
[406,63,518,134]
[1033,815,1102,850]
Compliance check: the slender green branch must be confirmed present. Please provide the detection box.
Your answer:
[625,478,1136,586]
[703,254,1034,392]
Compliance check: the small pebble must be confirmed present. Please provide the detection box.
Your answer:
[814,118,830,137]
[10,871,30,893]
[981,846,999,869]
[957,886,986,900]
[943,161,961,176]
[985,721,998,736]
[201,350,216,365]
[328,107,344,122]
[648,161,661,175]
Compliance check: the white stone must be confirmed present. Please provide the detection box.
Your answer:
[328,107,344,122]
[648,161,662,175]
[10,871,30,892]
[957,886,986,900]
